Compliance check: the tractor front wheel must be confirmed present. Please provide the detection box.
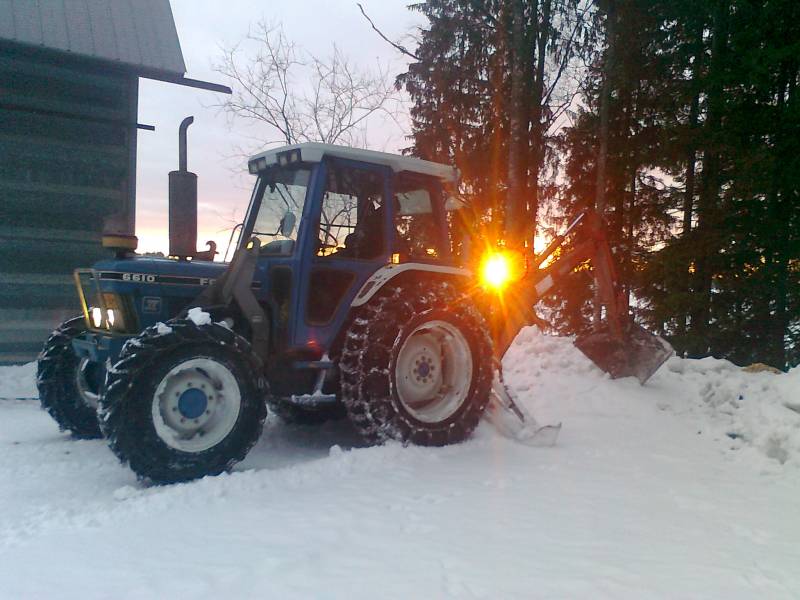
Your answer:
[339,281,493,446]
[37,316,103,438]
[100,319,266,484]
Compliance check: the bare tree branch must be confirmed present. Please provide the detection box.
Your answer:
[357,3,420,61]
[213,21,401,152]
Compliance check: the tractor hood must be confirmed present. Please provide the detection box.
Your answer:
[79,257,229,332]
[91,256,227,288]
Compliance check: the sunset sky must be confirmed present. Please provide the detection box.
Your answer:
[134,0,420,256]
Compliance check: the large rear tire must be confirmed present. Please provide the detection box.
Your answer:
[37,316,103,439]
[99,320,267,484]
[339,280,493,446]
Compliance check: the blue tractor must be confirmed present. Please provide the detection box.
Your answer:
[37,135,671,484]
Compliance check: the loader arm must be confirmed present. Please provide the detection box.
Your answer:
[489,209,672,384]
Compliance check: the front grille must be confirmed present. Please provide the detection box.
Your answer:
[72,269,136,334]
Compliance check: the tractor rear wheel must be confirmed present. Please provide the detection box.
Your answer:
[99,319,266,484]
[37,316,103,439]
[339,280,493,446]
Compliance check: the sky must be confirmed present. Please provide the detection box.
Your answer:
[135,0,423,256]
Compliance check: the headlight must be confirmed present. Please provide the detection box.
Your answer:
[101,293,128,331]
[88,294,131,331]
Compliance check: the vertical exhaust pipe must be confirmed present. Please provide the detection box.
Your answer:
[168,116,198,259]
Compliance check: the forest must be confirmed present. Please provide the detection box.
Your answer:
[395,0,799,370]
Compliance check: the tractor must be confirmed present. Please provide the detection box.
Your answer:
[37,126,672,484]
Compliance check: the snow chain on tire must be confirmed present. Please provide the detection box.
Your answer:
[99,319,267,484]
[37,316,103,439]
[339,280,493,446]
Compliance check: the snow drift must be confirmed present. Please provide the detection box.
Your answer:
[0,328,798,599]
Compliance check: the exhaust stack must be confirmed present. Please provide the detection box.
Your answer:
[168,116,198,259]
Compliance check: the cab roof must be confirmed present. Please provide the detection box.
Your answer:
[248,142,459,183]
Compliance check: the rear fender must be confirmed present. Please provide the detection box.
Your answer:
[350,263,471,308]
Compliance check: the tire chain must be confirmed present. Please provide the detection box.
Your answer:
[339,279,493,445]
[36,316,102,438]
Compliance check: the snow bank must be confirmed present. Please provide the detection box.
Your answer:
[1,328,798,467]
[0,362,37,399]
[661,356,800,465]
[504,326,800,468]
[1,329,799,598]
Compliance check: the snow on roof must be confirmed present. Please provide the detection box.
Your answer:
[248,143,459,183]
[0,0,186,76]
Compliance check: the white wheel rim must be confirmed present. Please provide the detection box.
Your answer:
[151,358,242,453]
[75,358,100,409]
[395,319,473,423]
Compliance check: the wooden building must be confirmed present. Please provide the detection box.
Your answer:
[0,0,223,364]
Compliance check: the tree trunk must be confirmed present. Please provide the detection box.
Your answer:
[689,0,729,358]
[526,0,552,248]
[678,22,705,339]
[765,59,794,369]
[593,0,616,327]
[683,34,704,236]
[505,0,533,246]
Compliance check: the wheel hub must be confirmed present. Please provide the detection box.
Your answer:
[151,358,242,453]
[395,320,473,424]
[178,388,209,419]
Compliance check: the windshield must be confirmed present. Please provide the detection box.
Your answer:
[249,167,311,255]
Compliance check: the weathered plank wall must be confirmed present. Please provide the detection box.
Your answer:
[0,49,136,364]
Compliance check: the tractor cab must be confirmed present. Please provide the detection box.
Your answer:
[238,143,465,364]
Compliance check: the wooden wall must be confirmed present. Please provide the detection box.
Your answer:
[0,48,137,364]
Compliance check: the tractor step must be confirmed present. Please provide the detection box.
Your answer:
[289,393,338,407]
[292,360,335,370]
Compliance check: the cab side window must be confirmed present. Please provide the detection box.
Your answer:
[317,163,384,260]
[393,175,442,261]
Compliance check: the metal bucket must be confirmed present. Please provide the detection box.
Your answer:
[575,322,674,384]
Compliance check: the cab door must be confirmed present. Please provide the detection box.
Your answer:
[295,157,391,352]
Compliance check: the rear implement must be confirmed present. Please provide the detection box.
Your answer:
[483,208,673,387]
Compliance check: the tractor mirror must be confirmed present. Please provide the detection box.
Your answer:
[280,211,296,238]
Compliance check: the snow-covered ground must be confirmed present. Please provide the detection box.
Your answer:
[1,328,798,599]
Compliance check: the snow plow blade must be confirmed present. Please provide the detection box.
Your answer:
[485,374,561,446]
[574,322,673,384]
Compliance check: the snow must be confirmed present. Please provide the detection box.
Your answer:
[1,328,799,598]
[0,361,37,399]
[186,307,212,326]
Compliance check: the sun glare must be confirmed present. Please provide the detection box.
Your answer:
[480,248,530,291]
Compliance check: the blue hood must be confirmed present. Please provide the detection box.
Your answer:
[91,256,227,282]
